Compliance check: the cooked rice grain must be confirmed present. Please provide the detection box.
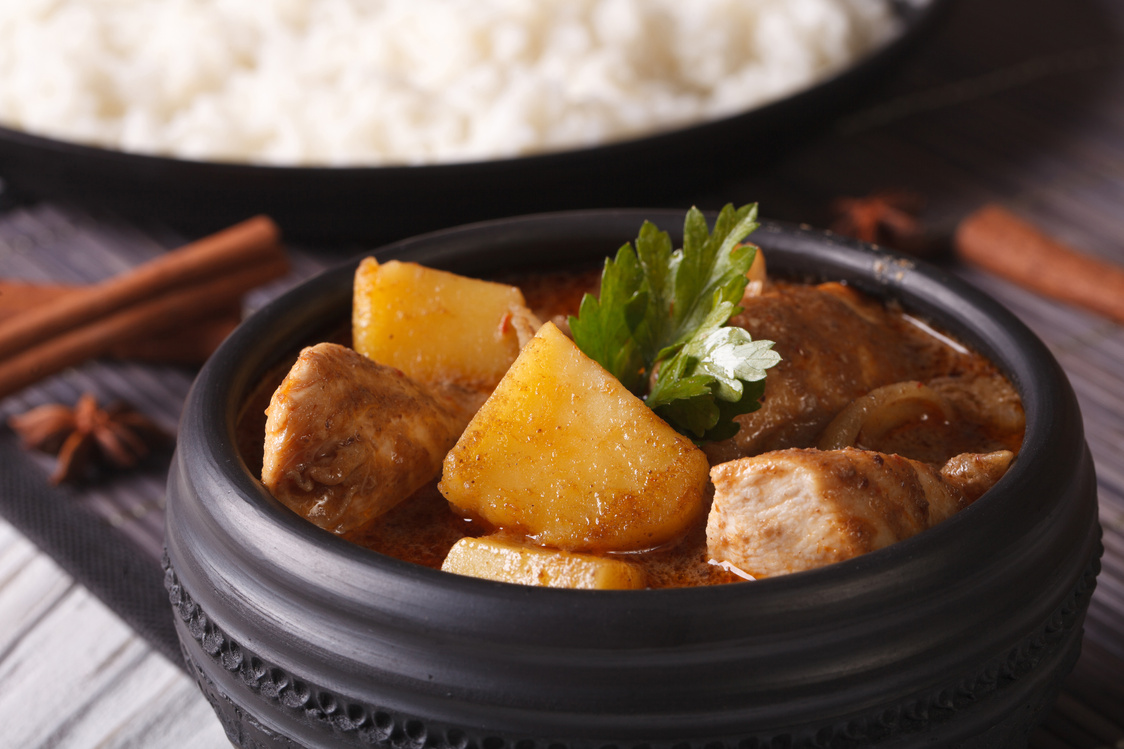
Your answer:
[0,0,897,165]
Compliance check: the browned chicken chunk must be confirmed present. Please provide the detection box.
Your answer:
[939,450,1016,503]
[704,282,979,464]
[262,342,469,535]
[706,446,1014,578]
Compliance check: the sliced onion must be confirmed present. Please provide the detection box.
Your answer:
[817,380,954,450]
[747,246,767,284]
[743,246,767,298]
[507,304,544,348]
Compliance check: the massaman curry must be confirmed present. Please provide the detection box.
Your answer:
[244,207,1024,589]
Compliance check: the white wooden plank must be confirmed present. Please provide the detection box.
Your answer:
[50,648,232,749]
[0,517,230,749]
[93,675,236,749]
[0,524,76,656]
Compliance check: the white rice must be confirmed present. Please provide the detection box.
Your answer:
[0,0,898,166]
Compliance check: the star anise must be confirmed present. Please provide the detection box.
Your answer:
[7,393,169,484]
[830,190,928,253]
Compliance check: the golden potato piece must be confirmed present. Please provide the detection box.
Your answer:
[353,257,528,388]
[441,536,646,590]
[439,322,710,553]
[262,342,466,534]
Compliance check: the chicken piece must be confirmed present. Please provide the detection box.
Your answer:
[706,447,1012,578]
[940,450,1015,503]
[262,342,468,535]
[704,282,977,464]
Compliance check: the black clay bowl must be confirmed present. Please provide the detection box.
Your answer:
[164,211,1101,749]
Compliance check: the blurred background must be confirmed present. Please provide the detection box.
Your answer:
[0,0,1121,746]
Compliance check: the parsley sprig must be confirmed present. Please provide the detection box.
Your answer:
[569,204,781,443]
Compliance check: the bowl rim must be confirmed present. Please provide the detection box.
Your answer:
[176,208,1083,608]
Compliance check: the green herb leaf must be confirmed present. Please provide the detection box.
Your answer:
[647,301,780,440]
[568,204,782,442]
[567,243,648,394]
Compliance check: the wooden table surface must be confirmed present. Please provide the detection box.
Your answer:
[1,0,1123,747]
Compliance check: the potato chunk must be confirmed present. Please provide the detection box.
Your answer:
[352,257,528,388]
[439,322,710,552]
[442,536,646,590]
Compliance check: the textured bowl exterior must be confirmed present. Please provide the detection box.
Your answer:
[165,213,1101,748]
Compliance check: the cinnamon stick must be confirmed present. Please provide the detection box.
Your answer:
[0,214,282,361]
[0,256,290,400]
[954,204,1124,324]
[0,280,241,364]
[0,281,71,320]
[104,313,242,365]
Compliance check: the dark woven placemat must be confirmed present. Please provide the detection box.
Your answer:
[0,205,326,662]
[0,428,179,662]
